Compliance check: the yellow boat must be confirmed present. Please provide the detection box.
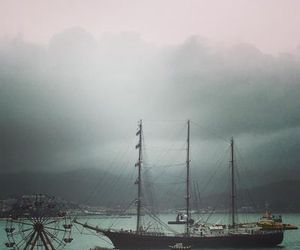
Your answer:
[282,223,298,230]
[257,220,284,230]
[257,212,298,231]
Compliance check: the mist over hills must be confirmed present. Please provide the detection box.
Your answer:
[199,180,300,213]
[1,167,299,212]
[1,28,300,212]
[0,168,135,206]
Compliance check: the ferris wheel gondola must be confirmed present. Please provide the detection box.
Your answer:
[4,194,73,250]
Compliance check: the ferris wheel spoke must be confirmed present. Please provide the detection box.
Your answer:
[40,216,50,224]
[44,215,60,223]
[29,231,39,250]
[41,231,55,250]
[41,218,53,224]
[44,226,66,232]
[15,228,34,246]
[44,229,64,245]
[12,227,33,236]
[42,216,58,225]
[36,213,46,223]
[13,220,34,227]
[39,232,50,250]
[16,230,36,249]
[27,217,36,224]
[43,219,59,226]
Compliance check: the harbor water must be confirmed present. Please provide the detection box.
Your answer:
[0,213,299,250]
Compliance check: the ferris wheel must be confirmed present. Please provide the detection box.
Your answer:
[4,194,73,250]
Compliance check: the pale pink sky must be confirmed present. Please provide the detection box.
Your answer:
[1,0,300,53]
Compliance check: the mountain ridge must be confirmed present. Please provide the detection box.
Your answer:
[0,168,299,211]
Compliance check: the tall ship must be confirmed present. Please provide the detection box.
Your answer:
[76,120,287,248]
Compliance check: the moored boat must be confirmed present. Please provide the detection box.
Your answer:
[257,212,298,231]
[169,243,191,250]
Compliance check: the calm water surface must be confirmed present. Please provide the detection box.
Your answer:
[0,213,299,250]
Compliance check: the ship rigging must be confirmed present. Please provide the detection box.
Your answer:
[75,120,285,248]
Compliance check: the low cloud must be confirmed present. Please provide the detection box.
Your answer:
[1,28,300,177]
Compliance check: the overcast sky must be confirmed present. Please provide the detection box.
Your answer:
[1,0,300,54]
[0,1,300,180]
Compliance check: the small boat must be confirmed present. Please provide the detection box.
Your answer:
[169,243,191,250]
[168,212,194,225]
[257,212,298,231]
[283,224,298,230]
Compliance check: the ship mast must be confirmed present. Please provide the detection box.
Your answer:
[230,137,236,228]
[135,120,143,233]
[186,120,191,236]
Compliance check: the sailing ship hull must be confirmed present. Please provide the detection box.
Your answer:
[104,230,284,249]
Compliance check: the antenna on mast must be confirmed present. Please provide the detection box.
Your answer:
[135,120,143,233]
